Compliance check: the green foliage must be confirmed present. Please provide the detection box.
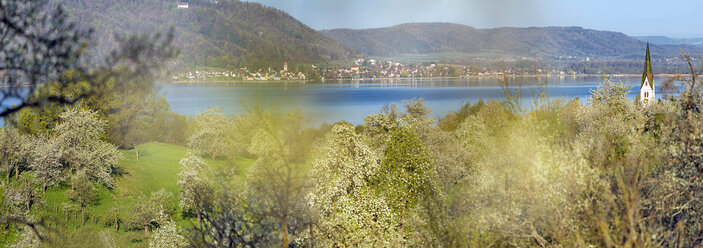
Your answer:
[246,111,314,246]
[578,79,641,169]
[0,128,33,182]
[10,57,703,248]
[127,194,161,234]
[643,64,703,246]
[149,214,187,248]
[150,189,176,217]
[449,99,597,246]
[127,189,182,235]
[377,126,447,246]
[188,187,280,247]
[589,77,632,112]
[378,127,437,214]
[7,66,188,150]
[70,171,98,211]
[11,228,40,248]
[100,230,118,248]
[308,123,403,246]
[187,108,233,160]
[403,98,432,120]
[55,109,123,188]
[363,112,397,144]
[30,138,63,193]
[183,106,321,246]
[438,100,485,131]
[36,142,251,247]
[176,151,212,221]
[12,104,63,136]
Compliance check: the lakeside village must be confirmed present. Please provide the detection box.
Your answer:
[172,62,308,82]
[322,58,579,79]
[171,58,586,82]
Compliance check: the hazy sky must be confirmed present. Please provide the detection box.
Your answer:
[245,0,703,37]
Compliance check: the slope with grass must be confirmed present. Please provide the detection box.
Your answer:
[36,142,253,247]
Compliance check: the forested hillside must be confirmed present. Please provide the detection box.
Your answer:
[57,0,353,70]
[323,23,702,59]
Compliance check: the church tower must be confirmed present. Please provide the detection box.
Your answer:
[639,42,655,105]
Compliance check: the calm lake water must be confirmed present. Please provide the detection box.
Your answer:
[159,76,649,125]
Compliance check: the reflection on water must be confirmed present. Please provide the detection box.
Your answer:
[160,76,654,125]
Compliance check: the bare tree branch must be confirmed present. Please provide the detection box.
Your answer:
[0,0,178,118]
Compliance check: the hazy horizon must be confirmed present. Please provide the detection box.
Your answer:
[244,0,703,38]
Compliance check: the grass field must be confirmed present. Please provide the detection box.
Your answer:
[35,142,254,247]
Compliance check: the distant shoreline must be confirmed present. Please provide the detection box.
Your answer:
[608,73,696,78]
[164,73,698,84]
[167,79,310,84]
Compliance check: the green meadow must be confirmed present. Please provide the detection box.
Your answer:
[35,142,253,247]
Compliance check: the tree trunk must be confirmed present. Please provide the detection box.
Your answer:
[211,153,216,160]
[134,144,139,161]
[144,225,149,235]
[197,211,202,226]
[24,178,30,211]
[42,181,46,194]
[15,165,19,179]
[282,221,288,248]
[114,211,119,231]
[309,223,314,248]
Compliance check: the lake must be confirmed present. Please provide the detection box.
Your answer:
[159,76,650,125]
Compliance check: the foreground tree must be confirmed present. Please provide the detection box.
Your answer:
[188,108,232,160]
[149,214,188,248]
[307,123,403,246]
[177,152,212,225]
[189,188,279,247]
[125,190,176,238]
[0,128,32,182]
[377,126,445,245]
[54,109,122,187]
[106,90,150,161]
[379,127,438,211]
[70,171,97,223]
[128,194,160,236]
[104,91,172,161]
[644,55,703,247]
[30,137,63,193]
[246,118,310,247]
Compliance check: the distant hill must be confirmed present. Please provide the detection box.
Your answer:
[322,23,701,59]
[59,0,353,70]
[633,36,703,46]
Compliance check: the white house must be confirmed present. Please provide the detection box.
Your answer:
[177,1,189,9]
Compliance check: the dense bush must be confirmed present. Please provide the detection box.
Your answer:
[5,66,703,247]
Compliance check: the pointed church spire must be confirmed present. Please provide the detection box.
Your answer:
[639,42,655,105]
[641,42,653,88]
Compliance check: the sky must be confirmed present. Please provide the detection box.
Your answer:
[244,0,703,38]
